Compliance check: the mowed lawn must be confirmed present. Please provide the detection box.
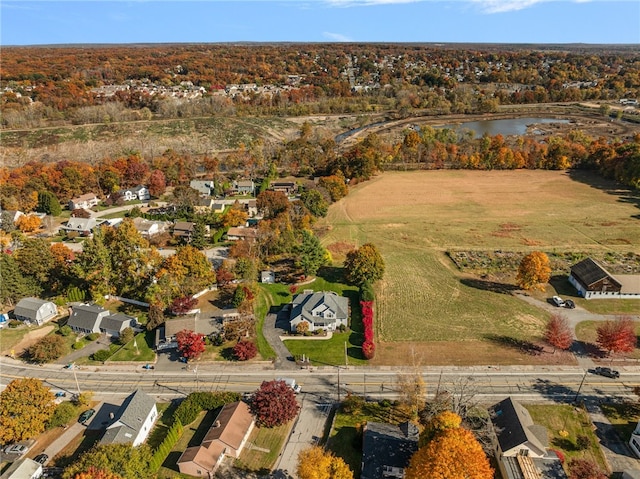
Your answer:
[320,170,640,363]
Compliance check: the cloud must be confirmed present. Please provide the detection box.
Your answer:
[469,0,549,13]
[322,31,353,41]
[325,0,420,6]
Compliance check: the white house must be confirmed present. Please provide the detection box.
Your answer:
[100,389,158,447]
[569,257,640,300]
[133,185,150,201]
[14,297,57,326]
[60,217,98,235]
[68,193,99,211]
[289,290,349,332]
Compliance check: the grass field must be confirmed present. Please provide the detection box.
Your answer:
[319,170,640,364]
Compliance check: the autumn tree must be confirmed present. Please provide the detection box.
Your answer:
[596,316,637,356]
[300,188,329,218]
[27,334,67,363]
[568,458,608,479]
[0,378,56,444]
[250,380,300,428]
[147,169,166,198]
[62,443,152,479]
[176,329,206,361]
[73,467,124,479]
[232,340,258,361]
[397,370,427,418]
[256,190,290,218]
[118,327,134,345]
[405,427,493,479]
[170,296,197,315]
[16,214,42,233]
[222,208,248,228]
[516,251,551,290]
[296,321,310,335]
[421,411,463,445]
[545,314,573,352]
[297,445,354,479]
[146,303,165,331]
[344,243,385,285]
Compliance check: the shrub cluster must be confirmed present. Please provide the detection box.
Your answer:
[173,391,241,426]
[149,419,183,472]
[361,299,375,360]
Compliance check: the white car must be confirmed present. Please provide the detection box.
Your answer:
[4,444,28,455]
[552,296,565,307]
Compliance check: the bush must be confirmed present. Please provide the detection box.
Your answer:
[233,340,257,361]
[210,333,224,346]
[362,340,375,360]
[58,325,73,336]
[150,419,183,472]
[8,320,22,328]
[27,335,67,363]
[119,327,134,345]
[576,435,591,450]
[71,342,84,350]
[360,281,375,301]
[92,349,111,362]
[173,392,240,426]
[86,332,100,341]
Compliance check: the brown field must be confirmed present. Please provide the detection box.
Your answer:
[320,169,640,364]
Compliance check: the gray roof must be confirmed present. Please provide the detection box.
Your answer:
[490,397,548,456]
[100,313,135,333]
[68,304,109,331]
[14,297,55,320]
[64,217,97,231]
[290,291,348,324]
[100,389,156,445]
[361,421,419,479]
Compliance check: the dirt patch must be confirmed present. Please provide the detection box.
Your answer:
[3,325,55,356]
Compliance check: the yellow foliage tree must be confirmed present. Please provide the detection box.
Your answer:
[16,214,42,233]
[421,411,462,446]
[516,251,551,290]
[297,446,353,479]
[406,427,493,479]
[0,378,56,444]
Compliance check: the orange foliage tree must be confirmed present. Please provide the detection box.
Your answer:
[516,251,551,290]
[16,215,42,233]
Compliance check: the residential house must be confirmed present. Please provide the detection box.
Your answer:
[117,188,138,202]
[225,226,257,242]
[68,193,99,211]
[67,304,111,334]
[233,179,255,196]
[630,420,640,458]
[158,313,219,347]
[173,221,195,241]
[133,185,150,201]
[490,397,567,479]
[289,290,349,333]
[61,217,98,235]
[132,217,170,238]
[270,181,297,195]
[116,185,150,202]
[245,199,258,218]
[569,257,640,300]
[14,297,57,325]
[212,202,226,214]
[177,401,255,477]
[0,457,42,479]
[190,180,215,197]
[361,421,419,479]
[100,389,158,447]
[194,197,215,214]
[100,313,136,337]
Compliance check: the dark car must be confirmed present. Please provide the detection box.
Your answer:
[34,453,48,465]
[594,367,620,378]
[564,299,576,309]
[78,408,95,423]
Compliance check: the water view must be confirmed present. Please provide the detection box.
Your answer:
[440,117,571,138]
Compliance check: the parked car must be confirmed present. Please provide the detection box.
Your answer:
[594,367,620,379]
[564,299,576,309]
[4,444,28,455]
[34,453,48,465]
[78,409,95,423]
[552,296,565,307]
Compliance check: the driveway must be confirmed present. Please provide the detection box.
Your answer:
[262,310,298,371]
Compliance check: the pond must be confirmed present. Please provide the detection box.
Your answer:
[439,117,571,138]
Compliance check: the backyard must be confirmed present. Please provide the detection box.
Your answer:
[319,170,640,365]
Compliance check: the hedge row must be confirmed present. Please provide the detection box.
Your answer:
[360,283,376,360]
[173,391,241,426]
[149,419,183,472]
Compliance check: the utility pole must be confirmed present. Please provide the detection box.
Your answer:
[573,370,588,403]
[337,367,341,403]
[344,341,348,367]
[435,370,443,397]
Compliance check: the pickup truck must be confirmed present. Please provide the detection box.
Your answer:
[277,377,301,394]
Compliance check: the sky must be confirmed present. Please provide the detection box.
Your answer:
[1,0,639,46]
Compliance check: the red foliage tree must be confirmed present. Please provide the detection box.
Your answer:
[362,340,375,359]
[544,314,573,352]
[250,380,300,428]
[596,316,637,356]
[175,329,205,361]
[568,458,607,479]
[147,169,166,198]
[216,266,235,287]
[289,284,298,295]
[233,340,257,361]
[170,296,197,315]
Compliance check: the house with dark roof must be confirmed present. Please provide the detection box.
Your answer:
[289,290,349,332]
[177,401,255,477]
[490,397,567,479]
[14,297,57,325]
[100,389,158,447]
[270,181,297,195]
[569,257,640,299]
[173,221,195,241]
[100,313,136,337]
[67,304,111,334]
[226,226,257,242]
[60,217,98,235]
[156,313,219,348]
[233,179,255,195]
[361,421,419,479]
